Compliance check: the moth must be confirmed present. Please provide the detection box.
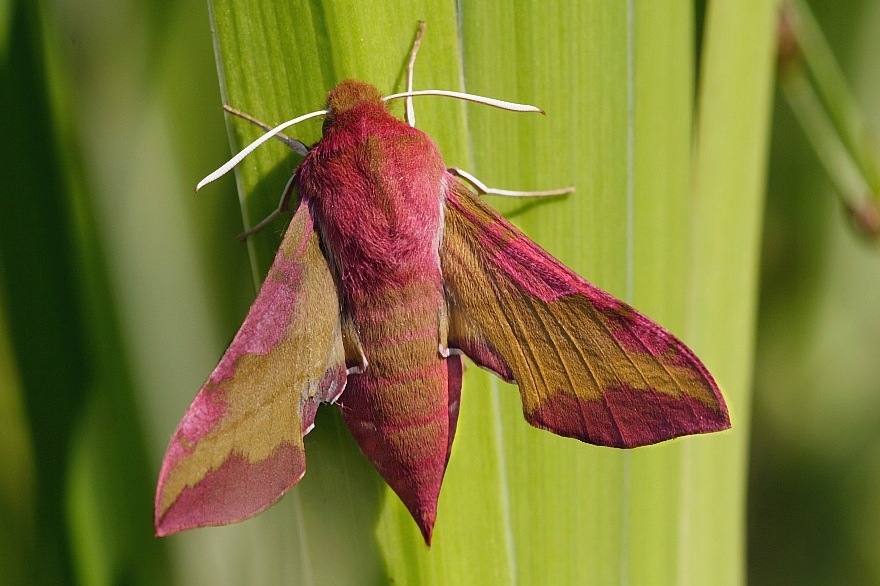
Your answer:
[155,23,729,545]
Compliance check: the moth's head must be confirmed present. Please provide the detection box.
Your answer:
[325,79,385,123]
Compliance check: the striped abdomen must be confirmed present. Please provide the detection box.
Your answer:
[341,278,461,544]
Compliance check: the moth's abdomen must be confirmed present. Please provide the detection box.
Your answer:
[341,279,458,544]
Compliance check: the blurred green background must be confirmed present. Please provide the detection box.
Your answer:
[751,1,880,584]
[1,0,878,584]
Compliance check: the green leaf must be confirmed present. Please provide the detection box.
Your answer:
[0,281,36,586]
[686,1,779,584]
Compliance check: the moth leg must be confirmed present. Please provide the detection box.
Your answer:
[448,167,575,198]
[404,21,427,128]
[236,172,297,242]
[223,104,310,157]
[341,313,368,375]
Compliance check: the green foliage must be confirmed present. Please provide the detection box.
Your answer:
[751,1,880,584]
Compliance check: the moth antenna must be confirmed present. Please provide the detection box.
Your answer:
[384,90,545,114]
[223,105,310,156]
[449,167,575,197]
[196,109,328,192]
[404,21,427,128]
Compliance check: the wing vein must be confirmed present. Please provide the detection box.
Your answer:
[588,305,658,391]
[625,325,701,427]
[496,283,550,399]
[523,294,600,438]
[610,312,701,428]
[588,307,682,433]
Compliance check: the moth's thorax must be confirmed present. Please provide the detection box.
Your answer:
[297,87,447,295]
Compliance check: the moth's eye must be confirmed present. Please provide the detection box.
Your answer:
[321,115,335,134]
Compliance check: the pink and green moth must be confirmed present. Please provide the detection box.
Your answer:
[155,23,730,545]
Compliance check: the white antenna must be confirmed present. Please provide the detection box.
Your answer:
[404,21,426,127]
[384,89,545,114]
[196,109,328,192]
